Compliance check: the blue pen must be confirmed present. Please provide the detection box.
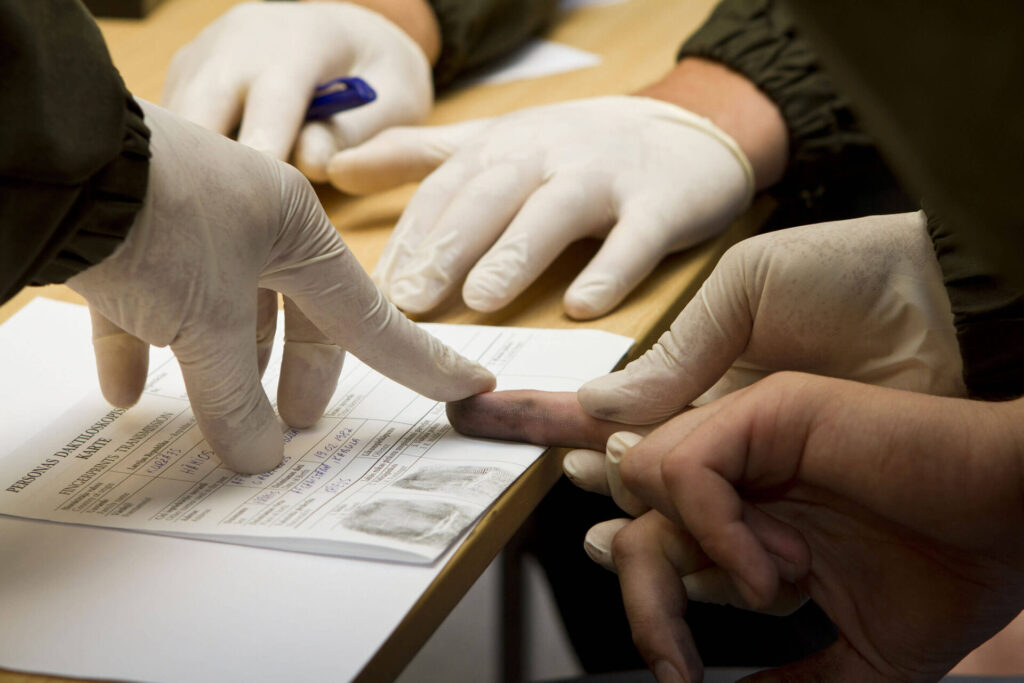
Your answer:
[305,76,377,121]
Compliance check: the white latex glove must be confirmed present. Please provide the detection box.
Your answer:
[578,210,965,425]
[162,1,432,172]
[69,100,494,474]
[329,96,755,319]
[567,210,964,613]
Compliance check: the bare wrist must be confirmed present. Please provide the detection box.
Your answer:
[1003,397,1024,511]
[306,0,442,65]
[635,58,787,190]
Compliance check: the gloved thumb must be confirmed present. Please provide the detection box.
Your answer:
[326,118,490,194]
[578,244,755,424]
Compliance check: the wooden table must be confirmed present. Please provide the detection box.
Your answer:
[0,1,770,680]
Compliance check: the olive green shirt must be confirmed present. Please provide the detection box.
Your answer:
[681,0,1024,398]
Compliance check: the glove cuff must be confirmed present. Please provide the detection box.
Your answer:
[632,95,755,208]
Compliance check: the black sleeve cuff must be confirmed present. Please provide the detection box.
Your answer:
[1,96,151,302]
[926,208,1024,400]
[427,0,558,88]
[677,0,900,219]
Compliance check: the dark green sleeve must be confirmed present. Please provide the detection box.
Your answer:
[427,0,559,88]
[778,0,1024,400]
[678,0,914,226]
[0,0,150,304]
[926,209,1024,400]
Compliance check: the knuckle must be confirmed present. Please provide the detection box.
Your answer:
[618,446,646,490]
[610,521,646,562]
[658,450,692,491]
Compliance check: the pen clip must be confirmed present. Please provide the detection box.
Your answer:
[306,76,377,121]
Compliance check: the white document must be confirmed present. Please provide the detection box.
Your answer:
[454,38,601,88]
[0,303,631,564]
[0,298,633,683]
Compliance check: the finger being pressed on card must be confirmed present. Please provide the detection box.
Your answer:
[446,390,632,449]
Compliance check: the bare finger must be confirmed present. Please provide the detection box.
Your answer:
[446,390,631,449]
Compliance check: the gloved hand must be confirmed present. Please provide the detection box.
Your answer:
[162,1,432,172]
[579,210,964,424]
[70,100,495,474]
[447,210,964,610]
[329,96,755,319]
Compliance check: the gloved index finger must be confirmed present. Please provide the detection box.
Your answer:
[262,214,495,402]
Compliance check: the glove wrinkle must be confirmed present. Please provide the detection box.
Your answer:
[70,99,494,473]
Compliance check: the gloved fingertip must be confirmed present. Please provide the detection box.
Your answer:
[388,280,443,315]
[562,448,607,493]
[577,374,630,419]
[278,343,344,429]
[445,363,498,401]
[93,335,148,408]
[583,532,615,573]
[278,404,322,431]
[325,150,364,193]
[564,280,620,321]
[97,374,146,409]
[294,124,335,184]
[563,297,606,321]
[216,421,284,475]
[606,431,650,516]
[463,287,507,314]
[607,430,644,454]
[463,263,517,313]
[583,518,629,573]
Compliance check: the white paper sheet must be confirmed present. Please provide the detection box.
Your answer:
[0,298,632,682]
[1,320,621,563]
[454,39,601,88]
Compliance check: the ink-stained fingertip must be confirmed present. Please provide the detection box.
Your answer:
[446,390,629,449]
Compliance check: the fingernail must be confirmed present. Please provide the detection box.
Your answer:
[654,659,686,683]
[606,431,643,463]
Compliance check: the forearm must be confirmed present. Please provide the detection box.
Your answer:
[635,57,787,190]
[304,0,442,64]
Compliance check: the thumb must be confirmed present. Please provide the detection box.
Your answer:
[326,118,490,194]
[578,243,757,424]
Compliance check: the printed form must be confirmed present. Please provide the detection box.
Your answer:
[0,315,632,563]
